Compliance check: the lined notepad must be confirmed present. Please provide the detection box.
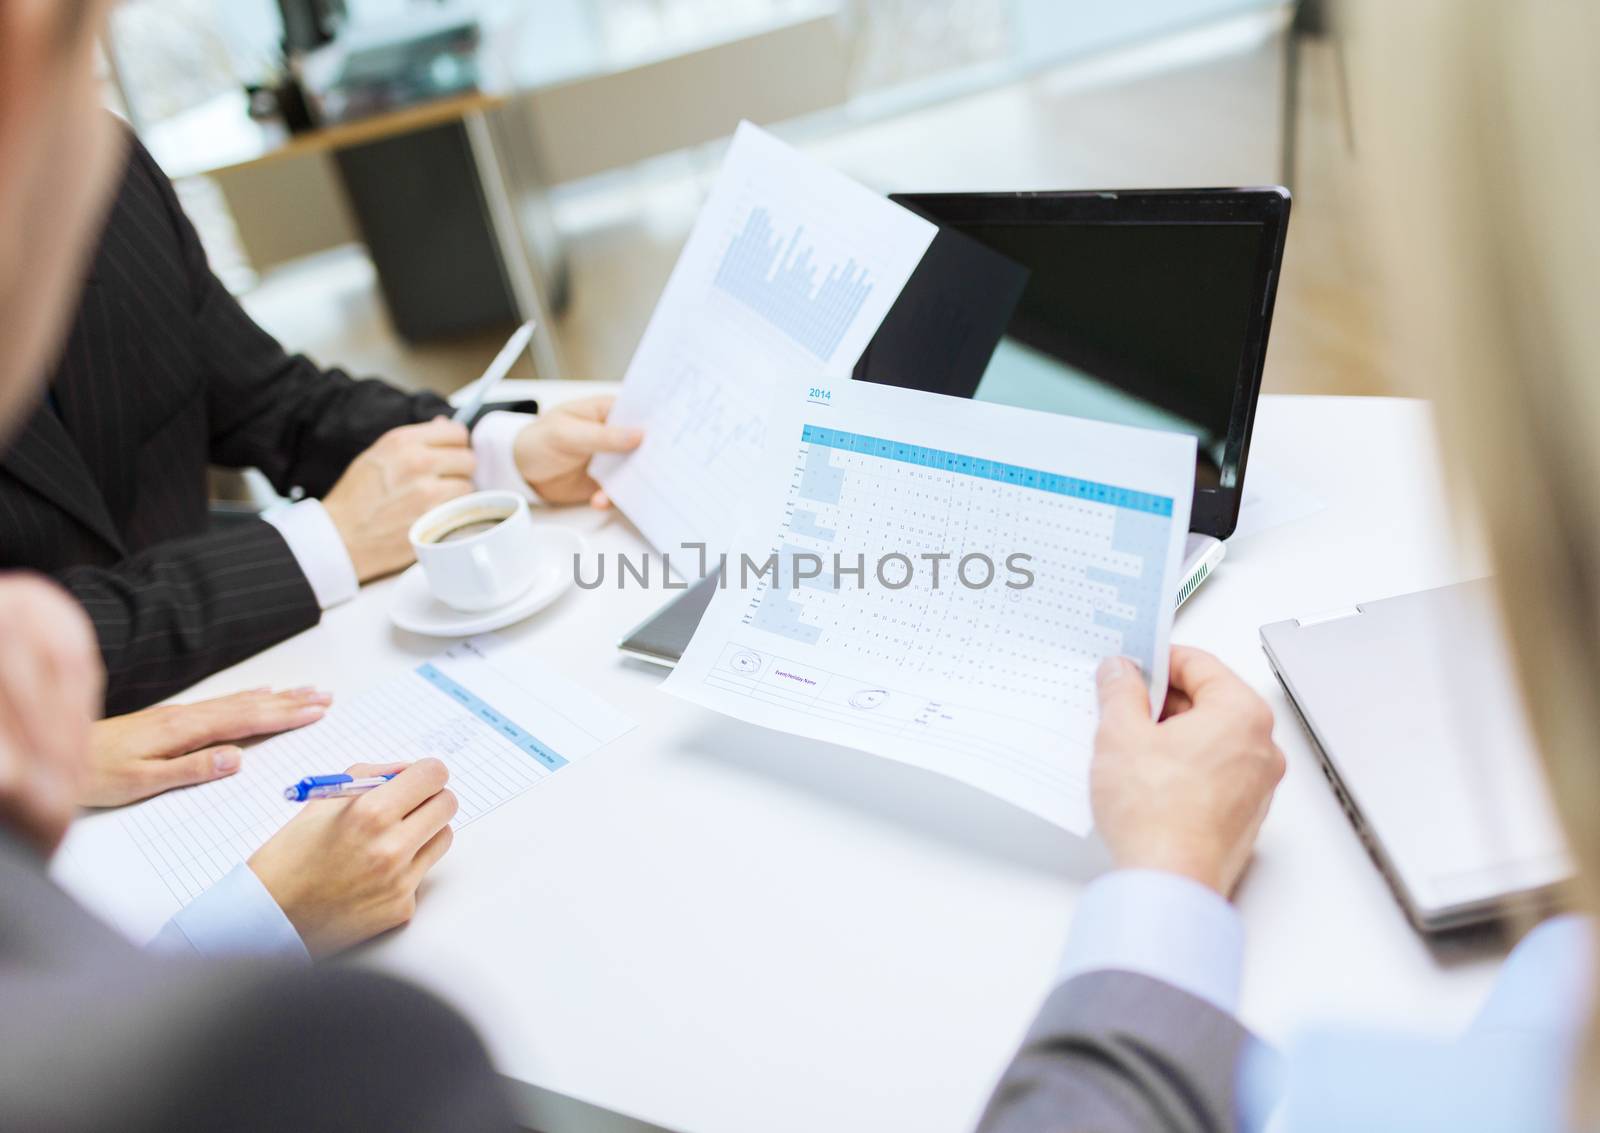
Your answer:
[112,635,633,905]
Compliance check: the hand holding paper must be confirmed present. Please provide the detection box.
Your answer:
[663,378,1196,833]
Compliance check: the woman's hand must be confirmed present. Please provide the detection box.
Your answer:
[81,688,333,808]
[1091,646,1286,896]
[248,759,457,958]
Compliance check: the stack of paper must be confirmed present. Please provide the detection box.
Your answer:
[593,122,1198,832]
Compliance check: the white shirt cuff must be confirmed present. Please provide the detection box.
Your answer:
[471,410,537,501]
[148,863,310,962]
[1058,868,1245,1014]
[263,499,359,610]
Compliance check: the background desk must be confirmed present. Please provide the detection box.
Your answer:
[145,91,564,360]
[135,2,859,361]
[69,389,1503,1133]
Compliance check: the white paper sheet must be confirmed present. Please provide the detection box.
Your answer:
[54,634,635,940]
[591,121,937,560]
[664,379,1196,833]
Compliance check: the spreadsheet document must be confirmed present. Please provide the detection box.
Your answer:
[592,121,936,561]
[665,379,1196,833]
[55,634,634,938]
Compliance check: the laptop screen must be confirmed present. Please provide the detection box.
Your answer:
[856,190,1288,537]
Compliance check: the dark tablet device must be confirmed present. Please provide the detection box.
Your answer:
[619,569,722,667]
[856,188,1291,538]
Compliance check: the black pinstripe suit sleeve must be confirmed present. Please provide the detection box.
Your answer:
[60,520,320,716]
[3,135,469,714]
[125,141,452,497]
[44,136,452,714]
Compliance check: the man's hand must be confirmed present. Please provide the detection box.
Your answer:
[81,688,333,808]
[248,758,457,957]
[512,395,643,508]
[323,418,477,581]
[1091,646,1286,897]
[0,574,102,856]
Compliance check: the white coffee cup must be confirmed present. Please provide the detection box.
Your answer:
[408,490,540,612]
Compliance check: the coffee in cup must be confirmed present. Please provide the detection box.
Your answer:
[419,507,514,545]
[408,490,540,612]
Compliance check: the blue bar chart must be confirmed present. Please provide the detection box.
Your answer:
[713,207,874,363]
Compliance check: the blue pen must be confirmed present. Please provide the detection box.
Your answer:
[283,773,399,802]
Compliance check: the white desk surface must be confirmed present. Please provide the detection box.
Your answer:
[90,386,1501,1133]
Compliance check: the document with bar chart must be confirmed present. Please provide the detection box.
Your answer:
[664,379,1196,833]
[592,121,936,560]
[54,635,635,940]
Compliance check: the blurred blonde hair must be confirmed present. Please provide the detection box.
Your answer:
[1349,0,1600,1117]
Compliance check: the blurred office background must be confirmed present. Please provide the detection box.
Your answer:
[101,0,1377,400]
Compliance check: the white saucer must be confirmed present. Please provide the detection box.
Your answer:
[389,527,585,637]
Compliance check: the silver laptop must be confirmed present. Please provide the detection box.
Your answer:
[1261,578,1571,932]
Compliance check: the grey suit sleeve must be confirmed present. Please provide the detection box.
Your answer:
[976,970,1256,1133]
[0,830,517,1133]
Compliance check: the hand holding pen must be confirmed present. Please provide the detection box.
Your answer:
[285,772,399,801]
[249,760,458,957]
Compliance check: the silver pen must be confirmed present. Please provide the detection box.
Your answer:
[452,319,536,425]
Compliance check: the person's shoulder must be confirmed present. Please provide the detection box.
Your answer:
[1261,1027,1573,1133]
[109,122,174,207]
[92,118,199,286]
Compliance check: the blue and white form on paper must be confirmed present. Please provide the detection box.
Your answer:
[52,634,636,942]
[665,378,1196,835]
[775,426,1174,677]
[415,660,570,771]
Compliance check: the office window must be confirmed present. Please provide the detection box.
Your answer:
[110,0,826,128]
[852,0,1009,93]
[108,0,243,128]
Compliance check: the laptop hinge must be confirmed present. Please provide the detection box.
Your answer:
[1295,605,1362,628]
